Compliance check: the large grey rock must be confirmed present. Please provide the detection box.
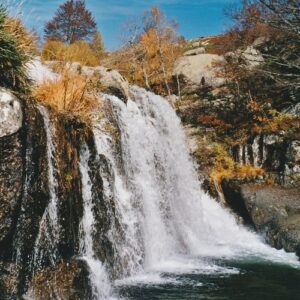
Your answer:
[184,47,206,56]
[241,46,264,68]
[82,66,129,102]
[0,89,22,137]
[222,181,300,256]
[174,53,225,88]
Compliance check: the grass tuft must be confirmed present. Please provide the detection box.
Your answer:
[33,70,98,119]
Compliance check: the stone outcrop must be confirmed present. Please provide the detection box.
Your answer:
[174,53,225,89]
[28,58,130,103]
[92,66,129,103]
[184,47,206,56]
[222,181,300,256]
[0,89,22,137]
[71,63,130,103]
[231,134,300,186]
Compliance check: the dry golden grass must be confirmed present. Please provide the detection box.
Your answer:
[211,164,265,183]
[5,16,37,61]
[41,40,99,67]
[33,71,98,118]
[209,143,265,183]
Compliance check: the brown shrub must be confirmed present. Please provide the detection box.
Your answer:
[41,40,65,61]
[198,114,233,130]
[41,40,99,66]
[33,71,98,118]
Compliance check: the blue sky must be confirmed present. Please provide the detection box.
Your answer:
[19,0,239,50]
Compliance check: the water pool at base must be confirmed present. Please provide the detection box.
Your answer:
[117,260,300,300]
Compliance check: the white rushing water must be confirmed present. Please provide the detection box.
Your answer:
[79,145,116,300]
[32,105,60,269]
[67,86,300,299]
[90,86,299,292]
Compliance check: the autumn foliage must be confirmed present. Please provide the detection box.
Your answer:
[105,7,183,96]
[197,114,233,130]
[41,39,101,67]
[45,0,97,44]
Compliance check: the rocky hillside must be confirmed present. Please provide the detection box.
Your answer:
[173,35,300,255]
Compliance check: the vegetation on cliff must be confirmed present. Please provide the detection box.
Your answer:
[175,0,300,186]
[0,6,35,92]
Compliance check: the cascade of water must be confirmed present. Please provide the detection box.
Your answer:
[32,105,60,270]
[78,144,115,300]
[95,86,298,283]
[92,121,144,279]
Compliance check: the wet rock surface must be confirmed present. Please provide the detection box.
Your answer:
[25,259,92,300]
[0,94,108,298]
[0,97,49,298]
[222,180,300,255]
[0,131,23,248]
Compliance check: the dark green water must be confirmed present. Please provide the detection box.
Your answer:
[117,261,300,300]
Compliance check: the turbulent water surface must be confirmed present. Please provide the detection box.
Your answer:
[84,87,300,299]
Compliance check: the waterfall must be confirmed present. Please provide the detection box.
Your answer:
[93,120,144,279]
[25,86,298,298]
[91,86,298,286]
[79,144,115,300]
[32,105,60,269]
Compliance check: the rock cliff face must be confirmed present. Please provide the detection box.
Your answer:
[231,134,300,186]
[175,37,300,257]
[222,181,300,256]
[0,91,109,298]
